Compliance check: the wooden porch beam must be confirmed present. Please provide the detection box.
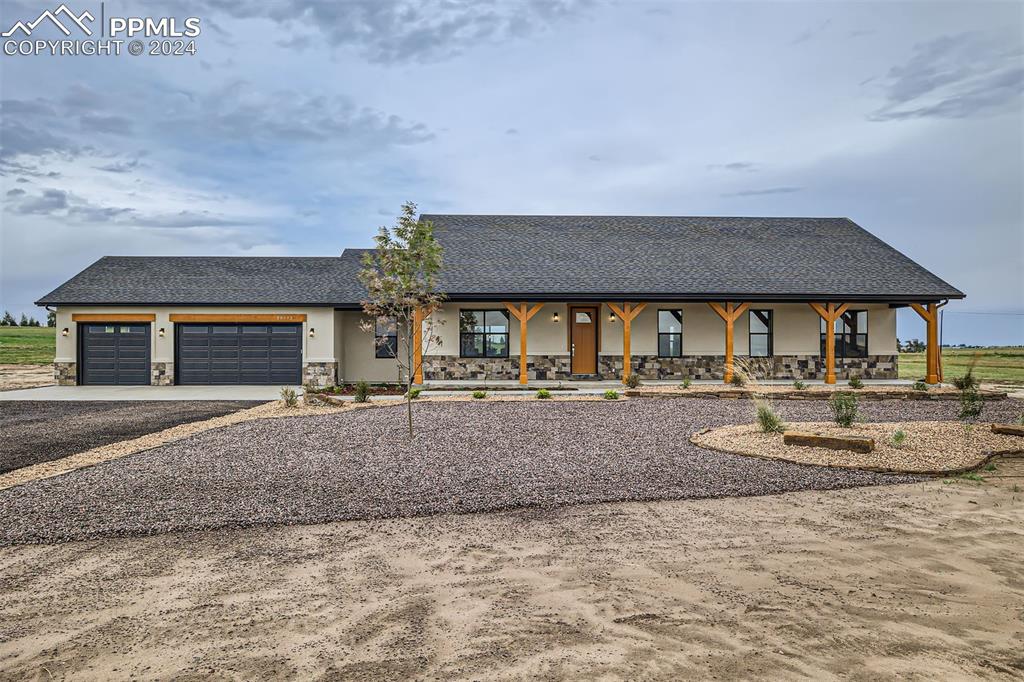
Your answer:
[909,302,940,384]
[413,306,424,384]
[808,302,852,385]
[707,302,750,383]
[605,302,647,383]
[504,302,545,384]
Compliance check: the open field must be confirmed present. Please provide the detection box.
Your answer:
[0,327,55,365]
[900,346,1024,385]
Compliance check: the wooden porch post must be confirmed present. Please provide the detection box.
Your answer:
[910,302,941,384]
[605,302,647,384]
[808,303,849,385]
[708,302,750,384]
[413,306,424,384]
[504,302,544,385]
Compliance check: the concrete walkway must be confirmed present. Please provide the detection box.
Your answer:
[0,379,924,401]
[0,385,292,401]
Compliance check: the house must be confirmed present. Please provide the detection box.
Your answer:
[36,215,962,387]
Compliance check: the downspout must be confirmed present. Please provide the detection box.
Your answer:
[936,299,949,383]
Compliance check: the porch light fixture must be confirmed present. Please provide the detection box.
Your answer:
[158,327,165,338]
[61,327,69,337]
[308,327,316,337]
[552,312,560,322]
[609,313,616,322]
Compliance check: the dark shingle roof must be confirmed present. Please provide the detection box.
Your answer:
[36,216,963,306]
[36,252,369,306]
[426,215,963,301]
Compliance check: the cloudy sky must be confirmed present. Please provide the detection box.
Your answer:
[1,0,1021,344]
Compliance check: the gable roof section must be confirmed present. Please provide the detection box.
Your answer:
[425,215,964,301]
[36,216,963,306]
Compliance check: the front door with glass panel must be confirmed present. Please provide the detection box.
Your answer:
[569,306,598,375]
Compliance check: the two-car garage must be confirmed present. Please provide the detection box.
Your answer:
[76,317,304,386]
[175,323,302,385]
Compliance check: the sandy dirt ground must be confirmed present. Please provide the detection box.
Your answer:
[1,463,1022,680]
[0,365,53,391]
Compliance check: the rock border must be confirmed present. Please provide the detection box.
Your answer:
[689,426,1024,476]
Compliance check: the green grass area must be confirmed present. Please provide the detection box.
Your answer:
[0,327,56,364]
[900,347,1024,385]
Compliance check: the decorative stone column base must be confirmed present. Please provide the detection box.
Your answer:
[303,361,337,388]
[55,361,77,386]
[151,362,174,386]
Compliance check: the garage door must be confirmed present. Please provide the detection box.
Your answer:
[80,323,151,385]
[175,323,302,385]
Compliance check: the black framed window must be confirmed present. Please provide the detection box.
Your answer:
[749,309,773,357]
[375,318,397,359]
[657,309,683,358]
[459,309,509,358]
[820,310,868,358]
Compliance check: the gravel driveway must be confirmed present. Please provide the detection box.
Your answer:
[0,401,262,474]
[2,398,1019,545]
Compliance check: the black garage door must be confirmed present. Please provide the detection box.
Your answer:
[80,323,151,385]
[175,323,302,385]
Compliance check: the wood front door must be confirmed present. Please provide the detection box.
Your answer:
[570,306,598,375]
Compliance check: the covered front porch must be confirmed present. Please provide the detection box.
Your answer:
[408,300,945,386]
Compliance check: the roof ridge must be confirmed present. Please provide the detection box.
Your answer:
[422,213,850,220]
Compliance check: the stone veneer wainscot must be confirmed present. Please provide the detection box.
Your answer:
[421,354,898,381]
[303,361,337,388]
[55,361,77,386]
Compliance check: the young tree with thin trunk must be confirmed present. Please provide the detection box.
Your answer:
[358,202,444,437]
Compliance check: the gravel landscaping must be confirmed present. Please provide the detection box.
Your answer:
[693,421,1024,473]
[0,400,262,474]
[4,398,1021,545]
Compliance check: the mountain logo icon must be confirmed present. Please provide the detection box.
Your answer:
[2,4,95,37]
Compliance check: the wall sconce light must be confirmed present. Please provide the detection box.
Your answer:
[552,312,560,322]
[308,327,316,338]
[61,327,69,337]
[158,328,166,338]
[609,313,616,322]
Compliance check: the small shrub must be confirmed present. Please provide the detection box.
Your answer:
[625,373,641,389]
[829,392,859,428]
[912,380,928,392]
[472,390,487,399]
[890,430,907,448]
[729,372,746,387]
[1018,412,1024,425]
[603,389,620,400]
[679,377,692,389]
[951,374,979,391]
[755,402,785,433]
[280,386,298,407]
[792,380,806,391]
[536,388,552,400]
[354,380,370,403]
[958,386,984,423]
[847,376,864,390]
[407,387,422,399]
